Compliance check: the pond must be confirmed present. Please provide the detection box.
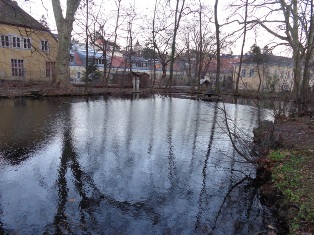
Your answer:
[0,95,274,234]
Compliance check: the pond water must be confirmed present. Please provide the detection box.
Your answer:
[0,95,274,234]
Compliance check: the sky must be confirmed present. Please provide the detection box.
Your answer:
[16,0,291,56]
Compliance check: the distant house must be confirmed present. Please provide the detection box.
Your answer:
[123,40,187,86]
[69,43,109,82]
[233,54,294,92]
[94,38,120,53]
[0,0,58,81]
[127,56,152,71]
[207,55,242,90]
[70,38,188,86]
[110,56,127,69]
[69,41,136,83]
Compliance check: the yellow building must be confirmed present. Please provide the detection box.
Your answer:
[233,55,294,92]
[0,0,57,81]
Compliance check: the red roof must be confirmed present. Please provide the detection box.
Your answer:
[208,57,241,73]
[111,56,127,68]
[74,51,84,66]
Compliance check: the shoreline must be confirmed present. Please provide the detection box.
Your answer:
[255,117,314,234]
[0,81,196,99]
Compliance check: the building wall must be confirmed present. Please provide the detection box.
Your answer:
[0,24,57,81]
[233,63,294,92]
[70,66,85,83]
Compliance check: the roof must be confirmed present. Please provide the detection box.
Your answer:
[134,40,141,47]
[94,39,120,50]
[72,51,109,66]
[0,0,48,31]
[111,56,127,68]
[208,57,241,73]
[73,51,84,66]
[154,61,182,72]
[114,71,149,76]
[241,54,293,67]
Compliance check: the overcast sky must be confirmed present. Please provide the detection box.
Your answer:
[16,0,290,56]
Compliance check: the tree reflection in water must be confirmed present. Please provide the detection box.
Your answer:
[195,102,218,233]
[0,96,274,234]
[48,115,160,234]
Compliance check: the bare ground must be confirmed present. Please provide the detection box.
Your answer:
[261,116,314,234]
[0,80,191,98]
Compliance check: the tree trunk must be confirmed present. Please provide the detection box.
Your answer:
[55,24,73,86]
[214,0,220,93]
[186,34,193,92]
[103,40,108,86]
[197,0,203,93]
[160,63,167,87]
[300,0,314,106]
[84,0,89,93]
[151,0,158,89]
[168,0,185,90]
[234,0,248,95]
[106,0,121,87]
[51,0,81,86]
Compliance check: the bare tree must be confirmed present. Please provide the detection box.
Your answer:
[230,0,314,107]
[233,0,249,95]
[300,0,314,106]
[89,0,122,87]
[143,6,173,87]
[51,0,81,86]
[167,0,186,89]
[183,15,216,92]
[151,0,159,88]
[107,0,122,86]
[214,0,220,92]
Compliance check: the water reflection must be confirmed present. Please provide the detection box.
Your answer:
[0,96,274,234]
[195,101,218,233]
[0,98,59,164]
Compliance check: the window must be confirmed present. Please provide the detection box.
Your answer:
[77,72,81,79]
[136,62,147,67]
[249,69,254,77]
[46,62,55,78]
[23,38,31,49]
[87,58,104,65]
[11,59,24,76]
[1,35,9,47]
[95,58,104,65]
[12,36,21,48]
[41,40,49,51]
[241,68,246,77]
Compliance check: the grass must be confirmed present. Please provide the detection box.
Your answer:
[269,150,314,234]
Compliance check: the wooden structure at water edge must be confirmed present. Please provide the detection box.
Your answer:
[200,90,222,102]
